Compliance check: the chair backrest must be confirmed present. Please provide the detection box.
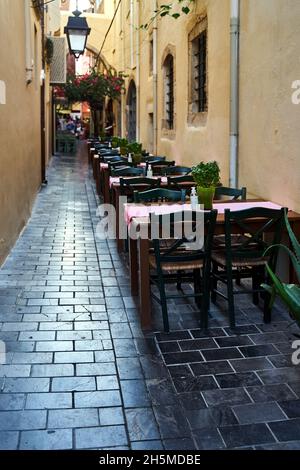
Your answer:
[150,209,217,268]
[104,156,126,163]
[113,167,145,177]
[164,166,191,176]
[109,161,134,169]
[143,156,166,163]
[146,161,175,176]
[167,175,195,194]
[214,186,247,201]
[134,188,186,203]
[224,207,286,271]
[119,177,161,197]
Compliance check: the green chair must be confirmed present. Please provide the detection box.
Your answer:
[133,188,186,203]
[120,177,161,200]
[211,207,286,328]
[167,175,195,194]
[214,186,247,200]
[150,210,217,331]
[113,167,145,177]
[146,161,175,176]
[164,166,191,176]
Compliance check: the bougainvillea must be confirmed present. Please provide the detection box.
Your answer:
[54,70,126,110]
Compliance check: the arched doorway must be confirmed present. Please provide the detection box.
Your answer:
[127,80,137,142]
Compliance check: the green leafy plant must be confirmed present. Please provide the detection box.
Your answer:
[127,142,142,154]
[262,211,300,326]
[141,0,195,29]
[45,37,54,65]
[191,161,220,188]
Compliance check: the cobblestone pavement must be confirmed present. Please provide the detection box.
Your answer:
[0,143,300,450]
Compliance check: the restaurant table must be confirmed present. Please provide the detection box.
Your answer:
[124,200,300,330]
[110,177,194,252]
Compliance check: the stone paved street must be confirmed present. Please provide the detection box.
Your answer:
[0,144,300,450]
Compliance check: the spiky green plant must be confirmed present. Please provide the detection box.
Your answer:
[262,211,300,325]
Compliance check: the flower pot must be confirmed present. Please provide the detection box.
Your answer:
[197,186,215,210]
[132,153,142,165]
[111,142,118,149]
[120,147,127,156]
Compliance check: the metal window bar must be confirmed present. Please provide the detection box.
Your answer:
[166,58,174,129]
[194,31,207,112]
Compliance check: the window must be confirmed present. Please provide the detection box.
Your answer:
[164,54,174,130]
[189,17,208,120]
[193,30,207,112]
[149,38,153,76]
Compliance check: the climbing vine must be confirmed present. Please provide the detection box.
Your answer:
[141,0,195,29]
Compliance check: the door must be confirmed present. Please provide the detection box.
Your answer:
[127,80,137,142]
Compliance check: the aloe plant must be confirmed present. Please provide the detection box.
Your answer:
[262,211,300,325]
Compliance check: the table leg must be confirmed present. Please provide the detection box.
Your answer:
[139,238,152,330]
[129,237,138,296]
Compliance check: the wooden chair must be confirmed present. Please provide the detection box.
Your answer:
[113,167,145,177]
[133,188,186,203]
[211,207,286,328]
[120,177,161,200]
[164,166,191,176]
[214,186,247,201]
[149,210,217,331]
[146,161,176,176]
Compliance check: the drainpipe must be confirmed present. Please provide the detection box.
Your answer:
[229,0,240,188]
[136,0,140,141]
[40,0,47,184]
[153,0,158,154]
[24,0,33,84]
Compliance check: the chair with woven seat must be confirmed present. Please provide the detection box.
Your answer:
[120,177,161,201]
[149,210,217,331]
[113,167,145,177]
[211,207,286,328]
[164,166,192,176]
[133,187,186,203]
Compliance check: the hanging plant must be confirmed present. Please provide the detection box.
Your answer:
[141,0,195,29]
[45,37,54,65]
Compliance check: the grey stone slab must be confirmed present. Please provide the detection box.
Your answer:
[202,388,252,407]
[25,393,72,410]
[76,362,116,376]
[220,423,275,448]
[0,365,31,377]
[20,429,73,450]
[74,321,108,330]
[57,330,92,341]
[121,380,150,408]
[75,340,103,351]
[52,376,96,392]
[99,407,124,426]
[96,375,119,391]
[48,408,99,428]
[0,410,47,431]
[232,402,286,424]
[230,357,274,373]
[2,322,39,331]
[39,322,73,331]
[0,394,25,411]
[36,341,73,352]
[11,352,53,364]
[94,350,115,362]
[125,408,160,441]
[54,351,94,363]
[31,364,74,377]
[75,390,122,408]
[246,384,298,403]
[1,377,50,393]
[75,425,128,449]
[0,431,19,450]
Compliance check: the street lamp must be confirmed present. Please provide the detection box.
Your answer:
[64,9,91,59]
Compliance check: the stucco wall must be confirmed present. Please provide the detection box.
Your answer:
[0,1,42,265]
[239,0,300,212]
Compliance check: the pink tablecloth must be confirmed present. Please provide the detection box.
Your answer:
[109,176,168,188]
[124,201,282,226]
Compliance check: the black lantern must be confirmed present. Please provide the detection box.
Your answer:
[64,9,91,59]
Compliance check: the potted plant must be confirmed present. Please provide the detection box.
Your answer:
[128,142,143,164]
[191,161,220,210]
[118,138,128,155]
[111,136,120,148]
